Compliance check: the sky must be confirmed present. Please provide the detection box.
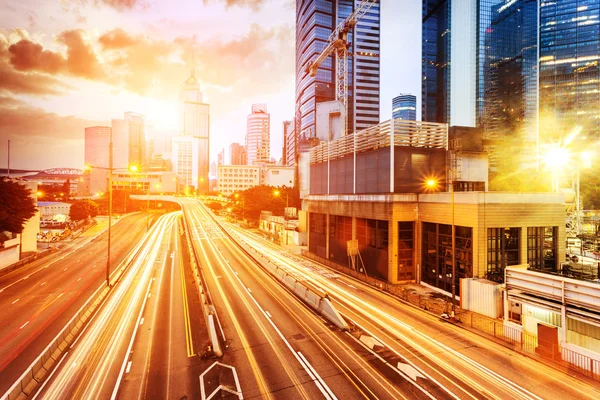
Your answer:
[0,0,421,170]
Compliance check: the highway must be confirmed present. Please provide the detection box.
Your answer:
[33,212,183,399]
[224,217,600,400]
[0,213,149,395]
[183,199,452,399]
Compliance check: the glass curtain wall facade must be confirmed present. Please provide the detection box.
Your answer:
[392,94,417,120]
[484,0,539,182]
[296,1,380,140]
[539,0,600,144]
[422,0,503,127]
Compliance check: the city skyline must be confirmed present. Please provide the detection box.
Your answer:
[0,0,421,170]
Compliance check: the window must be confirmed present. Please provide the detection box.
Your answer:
[527,227,557,272]
[487,228,521,283]
[398,222,414,280]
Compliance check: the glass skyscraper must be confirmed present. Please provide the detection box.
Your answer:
[484,0,539,182]
[392,94,417,120]
[296,0,380,140]
[422,0,504,127]
[539,0,600,144]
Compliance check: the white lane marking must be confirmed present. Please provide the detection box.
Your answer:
[359,335,383,350]
[12,298,19,304]
[265,311,272,318]
[77,260,80,263]
[126,361,132,374]
[246,287,252,293]
[297,352,336,400]
[148,293,151,298]
[20,321,30,329]
[31,351,69,400]
[24,275,29,280]
[77,278,82,282]
[64,268,68,271]
[140,318,144,325]
[41,282,46,286]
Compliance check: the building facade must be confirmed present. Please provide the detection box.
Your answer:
[484,0,539,182]
[264,166,295,187]
[282,120,292,165]
[175,72,210,193]
[246,104,270,166]
[230,143,246,165]
[539,0,600,144]
[295,0,380,141]
[304,118,565,293]
[111,112,145,170]
[284,119,297,167]
[422,0,505,127]
[172,136,201,191]
[392,94,417,120]
[84,126,111,169]
[217,165,261,195]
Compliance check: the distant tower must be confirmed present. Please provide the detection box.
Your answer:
[392,94,416,121]
[175,70,210,192]
[246,104,270,165]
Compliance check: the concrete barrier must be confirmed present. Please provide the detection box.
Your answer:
[180,212,223,358]
[205,213,348,331]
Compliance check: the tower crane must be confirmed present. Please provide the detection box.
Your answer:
[305,0,378,136]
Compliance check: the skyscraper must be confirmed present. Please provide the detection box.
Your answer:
[174,71,210,192]
[295,0,380,140]
[84,126,111,169]
[484,0,539,181]
[282,120,292,165]
[539,1,600,144]
[392,94,417,120]
[422,0,503,127]
[229,142,246,165]
[111,112,145,170]
[246,104,270,165]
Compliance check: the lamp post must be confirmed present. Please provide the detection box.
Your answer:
[85,159,137,287]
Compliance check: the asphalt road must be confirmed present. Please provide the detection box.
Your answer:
[0,213,149,394]
[34,212,180,399]
[184,200,443,399]
[226,221,600,400]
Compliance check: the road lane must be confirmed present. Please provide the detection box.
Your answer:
[226,221,600,400]
[34,212,179,400]
[0,213,149,394]
[186,200,443,399]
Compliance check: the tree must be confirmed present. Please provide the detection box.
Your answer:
[0,178,37,243]
[70,199,99,221]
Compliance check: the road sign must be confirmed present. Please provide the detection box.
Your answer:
[347,239,359,256]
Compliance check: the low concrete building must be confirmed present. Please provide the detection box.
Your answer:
[38,202,72,222]
[264,166,295,188]
[303,119,566,296]
[217,165,260,195]
[78,169,182,196]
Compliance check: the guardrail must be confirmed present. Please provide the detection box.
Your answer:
[1,226,148,400]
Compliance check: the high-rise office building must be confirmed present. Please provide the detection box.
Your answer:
[111,112,145,170]
[282,120,292,165]
[484,0,539,181]
[539,1,600,144]
[174,71,210,192]
[246,104,270,165]
[295,0,380,140]
[229,142,246,165]
[217,148,225,166]
[84,126,111,169]
[392,94,417,120]
[422,0,504,127]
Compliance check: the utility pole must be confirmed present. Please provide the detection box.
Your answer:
[7,139,10,178]
[107,131,113,287]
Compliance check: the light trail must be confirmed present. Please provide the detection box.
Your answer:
[224,219,548,400]
[39,212,179,400]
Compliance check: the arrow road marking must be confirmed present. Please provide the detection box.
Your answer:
[397,362,425,382]
[359,335,383,349]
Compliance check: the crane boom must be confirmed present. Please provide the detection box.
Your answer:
[305,0,378,136]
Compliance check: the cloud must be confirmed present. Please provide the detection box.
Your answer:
[0,99,102,169]
[8,30,104,80]
[202,0,267,11]
[101,0,141,10]
[98,28,137,49]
